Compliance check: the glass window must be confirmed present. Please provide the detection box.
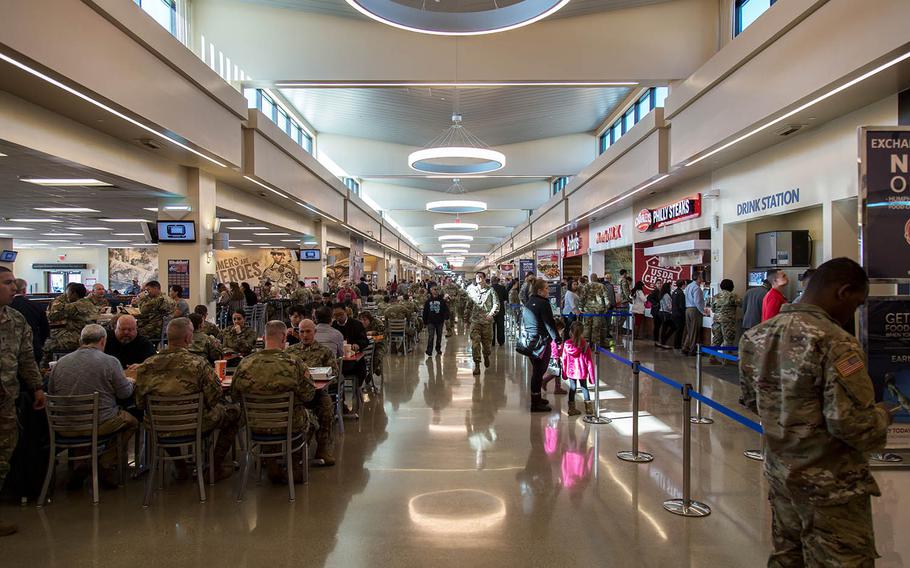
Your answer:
[636,92,653,119]
[623,109,635,134]
[277,108,289,133]
[302,132,314,154]
[599,132,610,154]
[611,122,622,143]
[654,86,669,108]
[735,0,775,36]
[243,88,257,109]
[136,0,177,35]
[260,92,275,121]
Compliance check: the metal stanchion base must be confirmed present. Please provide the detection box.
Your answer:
[583,415,612,424]
[663,499,711,517]
[743,449,763,461]
[689,417,714,425]
[617,450,653,463]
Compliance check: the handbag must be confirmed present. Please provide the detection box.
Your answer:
[516,332,546,358]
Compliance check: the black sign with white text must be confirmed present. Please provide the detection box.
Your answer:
[864,129,910,279]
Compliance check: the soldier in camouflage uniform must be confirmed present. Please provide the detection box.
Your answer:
[222,309,258,356]
[133,280,173,344]
[710,279,740,363]
[462,286,474,323]
[233,321,326,479]
[582,274,611,346]
[89,283,110,310]
[193,305,222,341]
[466,272,500,375]
[358,311,385,378]
[291,281,312,306]
[135,317,238,482]
[187,313,223,364]
[286,319,338,464]
[405,294,424,334]
[443,278,461,337]
[739,258,893,567]
[383,296,414,349]
[0,267,46,536]
[43,282,98,366]
[618,270,632,308]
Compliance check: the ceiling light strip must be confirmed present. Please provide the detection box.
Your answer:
[577,175,670,222]
[0,53,228,168]
[274,81,638,88]
[685,50,910,167]
[244,175,291,199]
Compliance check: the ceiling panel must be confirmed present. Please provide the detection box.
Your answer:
[280,86,631,147]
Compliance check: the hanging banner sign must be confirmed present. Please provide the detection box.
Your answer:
[215,248,298,288]
[536,250,560,281]
[519,259,535,281]
[861,128,910,280]
[863,297,910,448]
[498,263,515,280]
[636,194,702,232]
[167,259,190,298]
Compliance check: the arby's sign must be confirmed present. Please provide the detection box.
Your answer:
[636,194,702,232]
[559,225,588,258]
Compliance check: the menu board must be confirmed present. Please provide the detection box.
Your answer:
[167,259,190,298]
[536,250,560,281]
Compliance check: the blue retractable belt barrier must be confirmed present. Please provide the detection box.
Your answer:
[508,303,522,308]
[689,391,763,434]
[708,346,739,352]
[699,347,740,363]
[639,365,684,391]
[595,346,633,368]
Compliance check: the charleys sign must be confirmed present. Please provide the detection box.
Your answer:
[636,194,701,232]
[736,188,800,216]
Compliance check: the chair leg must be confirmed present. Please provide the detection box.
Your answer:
[196,444,207,503]
[236,446,251,502]
[301,441,308,486]
[208,430,219,486]
[37,441,56,508]
[286,443,295,502]
[143,442,157,508]
[91,442,100,506]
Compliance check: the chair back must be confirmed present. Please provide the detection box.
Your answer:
[387,318,407,334]
[361,342,375,377]
[45,393,100,439]
[145,393,204,440]
[241,392,295,438]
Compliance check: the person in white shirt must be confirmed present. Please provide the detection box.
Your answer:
[561,279,581,341]
[630,281,648,337]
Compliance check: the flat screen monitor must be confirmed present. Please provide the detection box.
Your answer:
[747,271,766,287]
[298,249,321,261]
[156,221,196,243]
[0,250,17,262]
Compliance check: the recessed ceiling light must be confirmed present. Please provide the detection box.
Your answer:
[143,207,158,212]
[302,241,318,245]
[20,178,111,186]
[34,207,100,213]
[41,233,82,237]
[280,239,301,242]
[112,233,144,236]
[230,226,270,231]
[218,218,242,223]
[98,239,130,242]
[0,227,34,231]
[39,239,71,242]
[253,232,290,236]
[10,218,59,223]
[99,218,148,223]
[228,239,252,243]
[131,243,157,246]
[58,246,85,249]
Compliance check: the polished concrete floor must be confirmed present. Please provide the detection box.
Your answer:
[2,325,908,567]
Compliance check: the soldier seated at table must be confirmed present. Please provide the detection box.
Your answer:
[232,321,326,482]
[222,309,257,357]
[43,282,98,367]
[187,313,223,364]
[134,317,238,482]
[192,304,222,341]
[131,280,173,345]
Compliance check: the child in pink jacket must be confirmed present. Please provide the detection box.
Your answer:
[560,322,596,416]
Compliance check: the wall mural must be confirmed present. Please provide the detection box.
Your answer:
[215,248,298,289]
[108,247,159,293]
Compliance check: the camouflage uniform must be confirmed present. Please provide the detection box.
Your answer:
[222,325,257,356]
[462,288,474,323]
[44,295,98,362]
[291,287,312,306]
[581,281,610,346]
[135,347,238,462]
[443,283,461,335]
[0,306,43,489]
[136,294,173,343]
[383,303,414,347]
[89,294,110,310]
[201,320,222,341]
[189,330,223,364]
[619,277,631,308]
[710,290,740,351]
[362,317,386,377]
[284,342,337,457]
[739,304,890,567]
[467,282,499,365]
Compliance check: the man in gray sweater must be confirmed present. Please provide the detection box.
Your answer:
[48,324,138,489]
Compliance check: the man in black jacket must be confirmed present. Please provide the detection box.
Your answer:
[491,276,509,346]
[671,280,688,350]
[9,278,49,363]
[422,286,450,356]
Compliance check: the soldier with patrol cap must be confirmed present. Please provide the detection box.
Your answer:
[132,280,173,343]
[43,282,98,366]
[135,317,238,482]
[739,257,894,567]
[466,271,500,375]
[0,267,46,536]
[233,320,323,481]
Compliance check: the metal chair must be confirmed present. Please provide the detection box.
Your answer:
[344,343,373,414]
[143,393,215,507]
[38,393,126,506]
[330,356,345,433]
[236,392,307,502]
[387,318,409,355]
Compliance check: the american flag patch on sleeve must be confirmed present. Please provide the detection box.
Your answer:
[835,353,865,377]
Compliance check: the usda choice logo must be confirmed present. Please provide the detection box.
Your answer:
[737,188,800,216]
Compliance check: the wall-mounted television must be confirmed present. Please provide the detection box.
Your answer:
[747,270,767,287]
[0,250,17,262]
[297,249,321,261]
[156,220,196,243]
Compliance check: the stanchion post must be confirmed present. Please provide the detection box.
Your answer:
[583,343,611,425]
[691,345,714,425]
[617,360,653,463]
[663,384,711,517]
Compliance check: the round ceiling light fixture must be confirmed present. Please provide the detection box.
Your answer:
[439,235,473,242]
[426,200,488,214]
[441,243,471,249]
[344,0,569,36]
[434,220,479,232]
[409,114,505,175]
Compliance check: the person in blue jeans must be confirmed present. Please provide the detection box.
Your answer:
[422,286,450,356]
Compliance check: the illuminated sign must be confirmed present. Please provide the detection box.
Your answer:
[636,194,701,232]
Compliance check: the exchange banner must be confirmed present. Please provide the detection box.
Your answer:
[861,128,910,280]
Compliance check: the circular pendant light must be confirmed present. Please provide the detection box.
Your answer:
[442,248,470,254]
[441,243,471,249]
[439,235,473,242]
[344,0,570,36]
[434,220,479,232]
[409,114,505,175]
[426,200,487,214]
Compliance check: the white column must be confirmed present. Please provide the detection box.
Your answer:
[589,249,605,277]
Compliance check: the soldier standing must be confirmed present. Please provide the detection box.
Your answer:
[618,269,632,309]
[739,258,893,567]
[43,282,98,365]
[291,280,312,306]
[710,279,740,363]
[133,280,173,344]
[584,274,610,346]
[134,317,238,482]
[0,267,46,536]
[443,278,461,337]
[466,271,499,375]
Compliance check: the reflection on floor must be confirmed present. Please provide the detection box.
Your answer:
[2,326,907,567]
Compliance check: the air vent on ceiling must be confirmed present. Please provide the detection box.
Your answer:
[775,124,805,137]
[136,138,163,150]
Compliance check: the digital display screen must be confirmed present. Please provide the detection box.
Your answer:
[298,249,321,261]
[156,221,196,242]
[0,250,17,262]
[748,271,766,287]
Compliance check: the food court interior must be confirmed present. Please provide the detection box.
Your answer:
[1,0,909,566]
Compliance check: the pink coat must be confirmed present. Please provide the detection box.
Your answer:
[560,339,595,386]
